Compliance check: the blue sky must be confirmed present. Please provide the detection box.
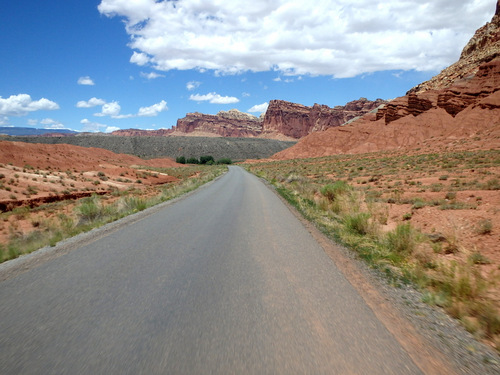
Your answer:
[0,0,496,133]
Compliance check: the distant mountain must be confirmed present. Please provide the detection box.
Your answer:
[0,127,77,137]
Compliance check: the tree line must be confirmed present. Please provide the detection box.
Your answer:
[175,155,232,165]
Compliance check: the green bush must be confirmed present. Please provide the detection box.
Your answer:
[216,158,232,165]
[76,195,104,223]
[186,157,199,164]
[344,212,371,235]
[386,223,417,256]
[320,180,351,202]
[176,156,186,164]
[199,155,215,165]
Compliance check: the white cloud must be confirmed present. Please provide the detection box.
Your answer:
[76,97,107,108]
[0,116,9,125]
[186,81,201,91]
[0,94,59,116]
[140,71,165,79]
[94,101,122,117]
[130,51,150,66]
[77,76,95,85]
[138,100,168,116]
[105,126,120,133]
[81,118,107,132]
[92,99,167,118]
[40,118,65,129]
[189,92,239,104]
[248,102,269,113]
[27,119,38,126]
[98,0,495,78]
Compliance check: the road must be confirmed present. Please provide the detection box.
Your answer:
[0,166,429,374]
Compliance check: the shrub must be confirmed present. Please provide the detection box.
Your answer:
[344,212,371,235]
[484,178,500,190]
[199,155,215,165]
[216,158,232,165]
[476,219,492,235]
[121,196,148,212]
[76,195,104,223]
[445,191,456,200]
[320,180,351,202]
[186,157,199,164]
[386,223,418,256]
[176,156,186,164]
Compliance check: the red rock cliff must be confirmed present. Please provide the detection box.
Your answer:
[274,3,500,160]
[173,109,263,138]
[262,98,386,139]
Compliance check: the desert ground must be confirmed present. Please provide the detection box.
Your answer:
[245,141,500,349]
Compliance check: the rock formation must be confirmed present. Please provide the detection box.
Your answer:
[170,100,386,139]
[273,3,500,160]
[172,109,263,138]
[262,98,386,139]
[409,1,500,94]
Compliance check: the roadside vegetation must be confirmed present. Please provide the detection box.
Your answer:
[0,165,226,263]
[245,149,500,350]
[176,155,232,165]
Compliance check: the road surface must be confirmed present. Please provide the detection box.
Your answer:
[0,166,430,374]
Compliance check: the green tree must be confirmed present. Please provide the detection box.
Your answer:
[200,155,215,165]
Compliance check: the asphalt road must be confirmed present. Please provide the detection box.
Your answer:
[0,166,425,374]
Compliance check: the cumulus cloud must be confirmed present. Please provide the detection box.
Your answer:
[105,126,120,133]
[140,71,165,79]
[130,51,150,66]
[92,100,168,118]
[248,102,269,113]
[77,76,95,85]
[40,118,65,129]
[98,0,494,78]
[189,92,239,104]
[81,118,117,133]
[0,116,9,125]
[138,100,168,116]
[186,81,201,91]
[0,94,59,116]
[76,97,107,108]
[94,101,122,117]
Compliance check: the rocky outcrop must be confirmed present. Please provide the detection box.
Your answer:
[377,58,500,124]
[111,100,385,140]
[375,2,500,125]
[274,4,500,160]
[262,98,387,138]
[173,109,263,138]
[409,1,500,94]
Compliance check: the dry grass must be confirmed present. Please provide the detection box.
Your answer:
[245,148,500,350]
[0,165,226,263]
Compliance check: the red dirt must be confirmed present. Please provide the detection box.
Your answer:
[0,140,182,211]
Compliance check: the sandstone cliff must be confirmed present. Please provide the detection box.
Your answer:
[262,98,387,139]
[171,99,385,139]
[409,1,500,94]
[173,109,262,138]
[273,3,500,160]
